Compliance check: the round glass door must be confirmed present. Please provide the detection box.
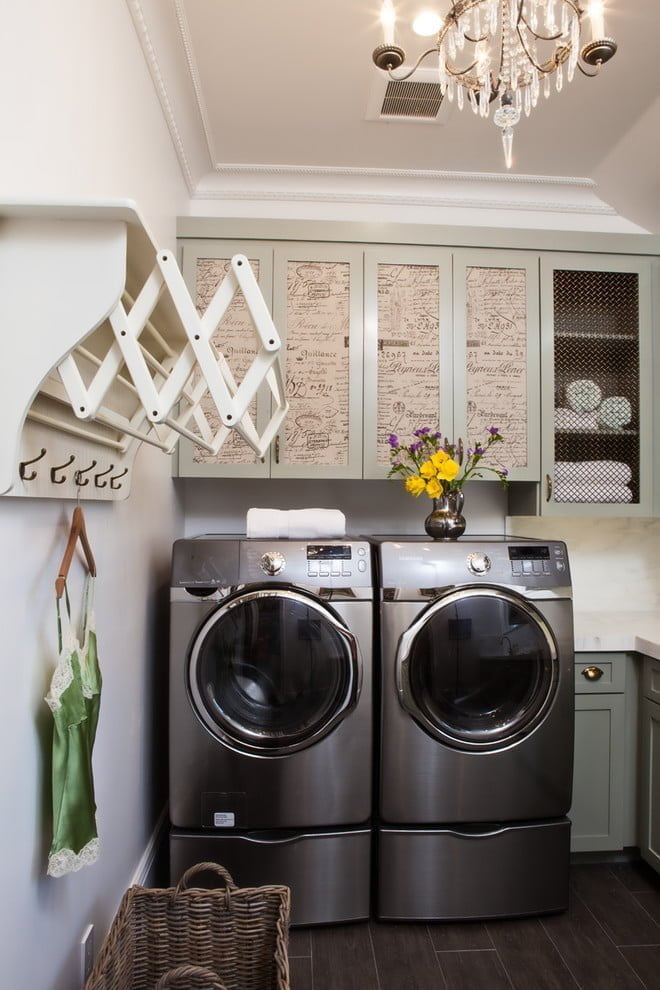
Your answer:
[188,587,360,755]
[397,586,558,751]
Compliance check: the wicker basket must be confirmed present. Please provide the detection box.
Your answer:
[85,862,290,990]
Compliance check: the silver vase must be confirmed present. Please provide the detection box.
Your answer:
[424,490,466,540]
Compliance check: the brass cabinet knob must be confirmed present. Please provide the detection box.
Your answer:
[581,665,604,681]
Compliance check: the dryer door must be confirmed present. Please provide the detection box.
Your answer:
[397,585,558,751]
[188,586,361,755]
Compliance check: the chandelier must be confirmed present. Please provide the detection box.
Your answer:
[373,1,616,168]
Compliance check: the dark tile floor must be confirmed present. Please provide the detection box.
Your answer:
[288,860,660,990]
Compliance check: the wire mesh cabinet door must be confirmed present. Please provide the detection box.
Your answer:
[539,252,653,516]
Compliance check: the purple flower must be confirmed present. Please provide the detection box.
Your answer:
[488,426,500,435]
[466,447,474,457]
[474,445,484,455]
[413,426,431,436]
[410,441,423,453]
[431,431,442,440]
[501,468,509,477]
[387,434,399,447]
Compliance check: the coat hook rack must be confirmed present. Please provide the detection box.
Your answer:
[94,464,114,489]
[109,467,129,490]
[74,460,97,487]
[19,447,47,481]
[50,454,75,485]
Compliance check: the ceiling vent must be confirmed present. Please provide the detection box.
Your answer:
[366,67,445,123]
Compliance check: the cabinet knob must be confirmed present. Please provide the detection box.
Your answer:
[581,665,604,681]
[275,434,280,464]
[546,473,553,502]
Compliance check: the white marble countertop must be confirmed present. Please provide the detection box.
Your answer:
[574,611,660,659]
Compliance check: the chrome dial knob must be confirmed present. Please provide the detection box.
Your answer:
[260,550,286,575]
[467,552,491,575]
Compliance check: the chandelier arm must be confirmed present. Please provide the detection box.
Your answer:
[381,45,441,81]
[517,14,563,43]
[516,21,566,75]
[577,60,602,78]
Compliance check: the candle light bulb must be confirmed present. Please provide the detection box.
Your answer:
[588,0,605,41]
[381,0,396,45]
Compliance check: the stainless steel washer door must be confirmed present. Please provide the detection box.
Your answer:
[188,586,361,755]
[397,586,558,751]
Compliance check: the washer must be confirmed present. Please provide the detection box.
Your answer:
[168,536,373,926]
[374,536,574,921]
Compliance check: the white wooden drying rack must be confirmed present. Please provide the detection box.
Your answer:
[0,198,288,499]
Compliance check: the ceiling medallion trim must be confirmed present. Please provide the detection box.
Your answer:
[193,186,616,216]
[126,0,195,193]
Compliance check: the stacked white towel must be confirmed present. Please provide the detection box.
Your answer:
[247,507,347,539]
[553,460,632,503]
[554,408,598,432]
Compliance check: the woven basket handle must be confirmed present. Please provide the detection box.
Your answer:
[175,861,237,894]
[155,964,228,989]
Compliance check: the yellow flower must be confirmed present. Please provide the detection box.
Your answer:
[405,476,427,496]
[436,458,460,482]
[425,477,443,499]
[430,450,451,468]
[419,459,437,479]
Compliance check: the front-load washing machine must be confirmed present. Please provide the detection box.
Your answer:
[374,536,574,921]
[168,536,373,925]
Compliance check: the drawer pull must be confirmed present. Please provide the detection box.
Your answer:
[581,665,604,681]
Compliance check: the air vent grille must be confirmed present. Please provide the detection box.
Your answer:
[381,79,444,119]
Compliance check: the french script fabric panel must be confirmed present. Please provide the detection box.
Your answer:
[465,266,528,467]
[193,257,260,465]
[284,260,351,466]
[376,264,440,465]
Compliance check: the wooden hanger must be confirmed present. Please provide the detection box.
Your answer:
[55,506,97,599]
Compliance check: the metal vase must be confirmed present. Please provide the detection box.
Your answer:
[424,490,466,540]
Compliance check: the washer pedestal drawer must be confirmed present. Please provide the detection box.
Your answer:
[377,818,570,921]
[170,826,371,927]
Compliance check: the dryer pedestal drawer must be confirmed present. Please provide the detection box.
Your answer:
[377,818,570,921]
[170,827,371,927]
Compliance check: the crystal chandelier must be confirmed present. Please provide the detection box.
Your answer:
[373,1,616,168]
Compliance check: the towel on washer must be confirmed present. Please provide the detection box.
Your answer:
[247,507,346,539]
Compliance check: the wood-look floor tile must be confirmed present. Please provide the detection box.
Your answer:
[610,861,660,895]
[486,917,579,989]
[437,949,509,990]
[619,946,660,989]
[541,890,645,989]
[370,920,444,990]
[634,891,660,928]
[288,927,312,957]
[428,921,494,952]
[311,923,380,990]
[288,955,313,990]
[570,865,660,947]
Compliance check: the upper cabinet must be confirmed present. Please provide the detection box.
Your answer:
[176,241,364,479]
[538,254,653,516]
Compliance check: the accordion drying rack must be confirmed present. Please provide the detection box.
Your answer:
[0,198,288,500]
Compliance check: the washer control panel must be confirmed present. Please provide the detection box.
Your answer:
[260,550,286,575]
[466,552,491,575]
[508,544,568,576]
[306,543,369,579]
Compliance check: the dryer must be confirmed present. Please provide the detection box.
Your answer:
[168,536,373,925]
[374,536,574,921]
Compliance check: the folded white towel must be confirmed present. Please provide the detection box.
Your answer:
[555,460,632,485]
[554,482,632,504]
[554,408,598,432]
[246,508,346,540]
[598,396,632,430]
[566,379,602,413]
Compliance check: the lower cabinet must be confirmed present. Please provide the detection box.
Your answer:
[569,653,626,852]
[639,656,660,874]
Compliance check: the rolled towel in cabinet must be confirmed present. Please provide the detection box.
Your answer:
[565,379,602,413]
[598,396,632,430]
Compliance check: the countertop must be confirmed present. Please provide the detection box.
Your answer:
[574,611,660,660]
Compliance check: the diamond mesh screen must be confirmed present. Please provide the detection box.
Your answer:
[553,269,639,504]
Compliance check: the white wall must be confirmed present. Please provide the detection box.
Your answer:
[0,2,188,987]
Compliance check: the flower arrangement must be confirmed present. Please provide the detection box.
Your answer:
[387,426,509,499]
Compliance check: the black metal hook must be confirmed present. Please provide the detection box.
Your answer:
[50,454,75,485]
[74,460,97,487]
[94,464,114,489]
[19,448,47,481]
[109,467,129,490]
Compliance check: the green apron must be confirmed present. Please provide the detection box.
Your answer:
[45,576,102,877]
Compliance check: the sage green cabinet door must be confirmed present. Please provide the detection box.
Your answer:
[363,246,453,480]
[453,250,540,482]
[175,240,274,478]
[570,693,625,852]
[539,253,653,516]
[640,656,660,874]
